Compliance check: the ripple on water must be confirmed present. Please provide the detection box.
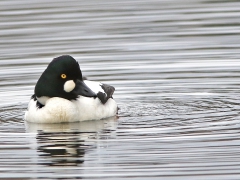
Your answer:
[1,95,240,179]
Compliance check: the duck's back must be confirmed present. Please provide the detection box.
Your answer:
[84,80,115,104]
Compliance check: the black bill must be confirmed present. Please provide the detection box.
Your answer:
[73,80,97,98]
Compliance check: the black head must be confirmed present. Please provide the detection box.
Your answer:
[35,55,96,100]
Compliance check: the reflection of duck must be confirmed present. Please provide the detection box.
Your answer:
[25,116,118,166]
[36,131,86,166]
[25,55,118,123]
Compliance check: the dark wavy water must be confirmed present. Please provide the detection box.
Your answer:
[1,0,240,179]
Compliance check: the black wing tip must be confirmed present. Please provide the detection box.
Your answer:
[100,83,115,98]
[97,92,108,104]
[97,83,115,104]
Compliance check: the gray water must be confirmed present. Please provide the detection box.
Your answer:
[1,0,240,179]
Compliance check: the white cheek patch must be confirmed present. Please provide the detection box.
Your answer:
[64,80,76,92]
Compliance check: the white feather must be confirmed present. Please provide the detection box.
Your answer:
[37,96,50,105]
[25,96,117,123]
[84,80,105,94]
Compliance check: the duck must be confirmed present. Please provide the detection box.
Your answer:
[24,55,118,123]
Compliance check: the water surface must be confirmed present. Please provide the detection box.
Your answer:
[1,0,240,179]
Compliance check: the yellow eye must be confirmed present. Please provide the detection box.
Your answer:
[61,74,67,79]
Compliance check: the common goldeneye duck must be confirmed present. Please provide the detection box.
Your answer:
[25,55,118,123]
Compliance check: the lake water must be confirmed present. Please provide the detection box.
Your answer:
[1,0,240,179]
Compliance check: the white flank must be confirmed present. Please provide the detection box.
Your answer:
[24,96,117,123]
[64,80,76,92]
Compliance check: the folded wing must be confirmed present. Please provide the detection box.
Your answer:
[83,80,115,104]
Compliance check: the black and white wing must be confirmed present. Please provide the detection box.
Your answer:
[84,80,115,104]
